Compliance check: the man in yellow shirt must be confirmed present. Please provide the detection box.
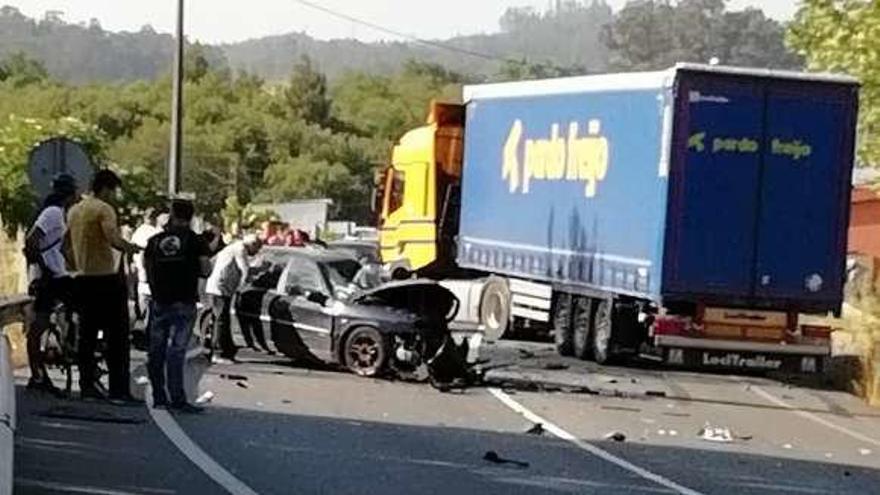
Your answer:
[67,169,140,401]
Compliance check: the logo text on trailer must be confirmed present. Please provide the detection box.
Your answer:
[701,352,782,370]
[502,119,610,197]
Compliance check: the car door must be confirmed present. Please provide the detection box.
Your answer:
[278,256,335,358]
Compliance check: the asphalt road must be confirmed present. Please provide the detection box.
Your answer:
[13,343,880,495]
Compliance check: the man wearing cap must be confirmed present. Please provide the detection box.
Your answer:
[67,169,141,401]
[205,234,262,363]
[24,174,80,395]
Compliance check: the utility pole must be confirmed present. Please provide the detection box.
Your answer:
[168,0,184,195]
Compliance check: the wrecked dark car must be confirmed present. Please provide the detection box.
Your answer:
[234,247,464,379]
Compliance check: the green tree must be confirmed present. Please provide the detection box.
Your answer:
[603,0,801,70]
[0,52,49,87]
[284,56,331,127]
[787,0,880,168]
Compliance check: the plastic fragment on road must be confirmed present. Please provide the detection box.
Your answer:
[235,381,249,389]
[221,374,248,381]
[195,391,214,404]
[783,443,793,449]
[698,426,733,443]
[483,450,529,468]
[658,429,667,436]
[859,448,872,456]
[669,430,678,436]
[543,362,568,370]
[525,423,545,435]
[604,431,626,442]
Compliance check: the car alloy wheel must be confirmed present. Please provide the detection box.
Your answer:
[344,327,388,377]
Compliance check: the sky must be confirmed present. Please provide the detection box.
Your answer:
[5,1,800,44]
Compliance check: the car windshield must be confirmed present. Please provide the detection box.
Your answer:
[321,258,362,293]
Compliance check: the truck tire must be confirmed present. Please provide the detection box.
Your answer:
[553,293,574,356]
[572,296,595,360]
[591,299,613,364]
[480,277,511,342]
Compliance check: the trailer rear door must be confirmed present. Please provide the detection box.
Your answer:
[663,70,857,311]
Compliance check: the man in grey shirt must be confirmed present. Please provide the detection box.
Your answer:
[204,235,262,363]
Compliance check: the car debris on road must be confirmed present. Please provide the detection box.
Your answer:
[604,431,627,442]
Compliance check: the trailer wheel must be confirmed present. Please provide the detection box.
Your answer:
[553,293,574,356]
[591,299,613,364]
[480,277,511,342]
[572,296,595,360]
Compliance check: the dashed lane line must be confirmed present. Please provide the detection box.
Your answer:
[488,388,704,495]
[749,384,880,448]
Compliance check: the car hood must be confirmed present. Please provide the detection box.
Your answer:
[349,280,459,322]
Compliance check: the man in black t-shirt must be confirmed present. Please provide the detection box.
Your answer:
[144,199,211,413]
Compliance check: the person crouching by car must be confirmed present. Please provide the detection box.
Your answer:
[205,234,262,364]
[144,199,212,413]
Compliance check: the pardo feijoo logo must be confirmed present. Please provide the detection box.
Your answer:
[502,118,610,197]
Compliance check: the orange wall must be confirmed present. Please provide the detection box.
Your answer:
[850,187,880,259]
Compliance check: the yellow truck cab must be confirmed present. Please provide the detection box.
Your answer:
[378,102,464,278]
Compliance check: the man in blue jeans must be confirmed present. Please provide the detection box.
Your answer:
[144,199,211,413]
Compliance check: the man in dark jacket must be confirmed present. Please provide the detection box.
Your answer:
[144,199,211,413]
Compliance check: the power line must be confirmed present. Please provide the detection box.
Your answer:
[288,0,514,64]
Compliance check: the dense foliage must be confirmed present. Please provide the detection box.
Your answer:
[0,50,463,232]
[787,0,880,169]
[0,2,798,82]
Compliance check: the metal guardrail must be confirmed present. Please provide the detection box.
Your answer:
[0,294,31,495]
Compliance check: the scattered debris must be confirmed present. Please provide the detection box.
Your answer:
[734,434,753,441]
[543,362,569,371]
[281,399,292,404]
[631,378,639,384]
[658,429,667,436]
[662,412,691,418]
[134,376,149,386]
[844,470,852,477]
[669,430,678,437]
[483,451,529,468]
[859,448,872,456]
[600,405,641,413]
[221,374,249,381]
[698,426,734,443]
[235,381,249,389]
[783,443,793,450]
[517,349,536,359]
[825,453,834,459]
[604,431,627,442]
[195,391,214,405]
[525,423,545,436]
[605,378,619,384]
[645,390,667,398]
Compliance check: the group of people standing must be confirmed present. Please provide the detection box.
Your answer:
[25,169,264,413]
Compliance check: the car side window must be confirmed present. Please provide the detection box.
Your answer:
[285,257,327,295]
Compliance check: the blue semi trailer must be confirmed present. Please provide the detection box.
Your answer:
[378,64,859,372]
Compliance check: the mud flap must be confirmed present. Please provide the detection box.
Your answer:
[425,334,475,390]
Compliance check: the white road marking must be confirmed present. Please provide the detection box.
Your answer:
[488,388,703,495]
[749,385,880,448]
[147,392,259,495]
